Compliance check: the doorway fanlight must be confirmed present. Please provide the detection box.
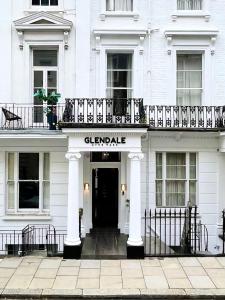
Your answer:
[121,184,126,195]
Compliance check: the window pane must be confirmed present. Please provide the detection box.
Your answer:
[189,180,196,205]
[8,153,14,180]
[156,153,162,179]
[19,182,39,209]
[177,0,202,10]
[47,71,57,88]
[166,153,186,179]
[33,50,57,67]
[107,53,132,69]
[166,180,185,207]
[106,0,133,11]
[156,181,162,206]
[43,182,50,209]
[19,153,39,180]
[34,71,43,88]
[50,0,58,4]
[41,0,49,5]
[7,182,15,209]
[43,153,50,180]
[177,89,202,106]
[32,0,40,5]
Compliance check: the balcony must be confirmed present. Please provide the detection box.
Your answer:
[0,100,224,131]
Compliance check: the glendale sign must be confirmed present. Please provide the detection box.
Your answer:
[84,136,126,146]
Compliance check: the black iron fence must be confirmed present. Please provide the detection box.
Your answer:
[220,210,225,255]
[0,101,225,130]
[144,206,209,257]
[0,230,22,256]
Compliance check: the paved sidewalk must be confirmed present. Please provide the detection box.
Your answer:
[0,256,225,298]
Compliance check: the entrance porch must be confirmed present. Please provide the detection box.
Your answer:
[62,128,147,259]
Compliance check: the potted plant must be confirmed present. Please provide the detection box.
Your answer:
[34,89,61,130]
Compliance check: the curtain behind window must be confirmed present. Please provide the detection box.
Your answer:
[106,0,133,11]
[177,54,202,106]
[177,0,202,10]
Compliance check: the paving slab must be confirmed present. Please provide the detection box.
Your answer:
[60,259,81,267]
[198,257,223,269]
[80,260,100,269]
[53,275,77,289]
[57,266,79,276]
[163,268,187,279]
[14,265,38,276]
[6,275,33,289]
[188,275,216,289]
[76,278,99,289]
[178,257,201,267]
[0,258,22,268]
[122,278,146,289]
[121,267,143,278]
[29,278,54,289]
[0,268,16,278]
[142,266,164,276]
[100,275,123,289]
[121,260,141,269]
[101,260,121,267]
[79,268,100,278]
[144,275,169,289]
[101,266,121,276]
[35,268,58,278]
[39,258,61,269]
[141,259,161,267]
[167,278,192,289]
[183,266,207,276]
[0,277,11,289]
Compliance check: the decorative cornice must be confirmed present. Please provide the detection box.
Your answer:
[93,28,147,37]
[128,152,144,160]
[65,152,82,161]
[14,11,72,31]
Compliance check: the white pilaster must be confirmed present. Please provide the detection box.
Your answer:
[127,152,144,246]
[65,152,82,246]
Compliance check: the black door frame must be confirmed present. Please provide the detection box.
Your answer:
[92,167,119,228]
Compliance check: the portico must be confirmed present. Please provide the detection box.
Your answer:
[62,128,147,259]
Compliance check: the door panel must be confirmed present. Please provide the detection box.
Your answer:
[92,168,118,228]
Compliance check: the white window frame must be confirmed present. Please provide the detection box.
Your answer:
[100,0,139,20]
[29,0,63,11]
[6,152,50,215]
[106,52,133,99]
[176,52,203,106]
[172,0,210,19]
[156,152,198,208]
[170,48,210,106]
[32,48,59,124]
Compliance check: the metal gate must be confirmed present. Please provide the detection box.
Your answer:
[144,206,208,257]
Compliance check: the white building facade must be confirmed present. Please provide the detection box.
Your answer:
[0,0,225,259]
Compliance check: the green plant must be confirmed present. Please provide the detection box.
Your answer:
[34,89,61,105]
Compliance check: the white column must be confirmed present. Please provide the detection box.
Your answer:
[65,152,82,246]
[127,152,144,246]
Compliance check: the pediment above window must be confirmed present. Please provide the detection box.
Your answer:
[14,11,72,31]
[14,12,72,50]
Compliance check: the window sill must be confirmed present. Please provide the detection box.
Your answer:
[25,8,64,14]
[3,215,52,221]
[100,11,139,21]
[172,11,210,21]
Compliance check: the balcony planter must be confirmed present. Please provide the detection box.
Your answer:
[34,89,61,130]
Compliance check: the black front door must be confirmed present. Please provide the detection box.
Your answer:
[92,168,118,228]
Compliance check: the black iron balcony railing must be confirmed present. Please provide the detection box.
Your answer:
[0,100,224,130]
